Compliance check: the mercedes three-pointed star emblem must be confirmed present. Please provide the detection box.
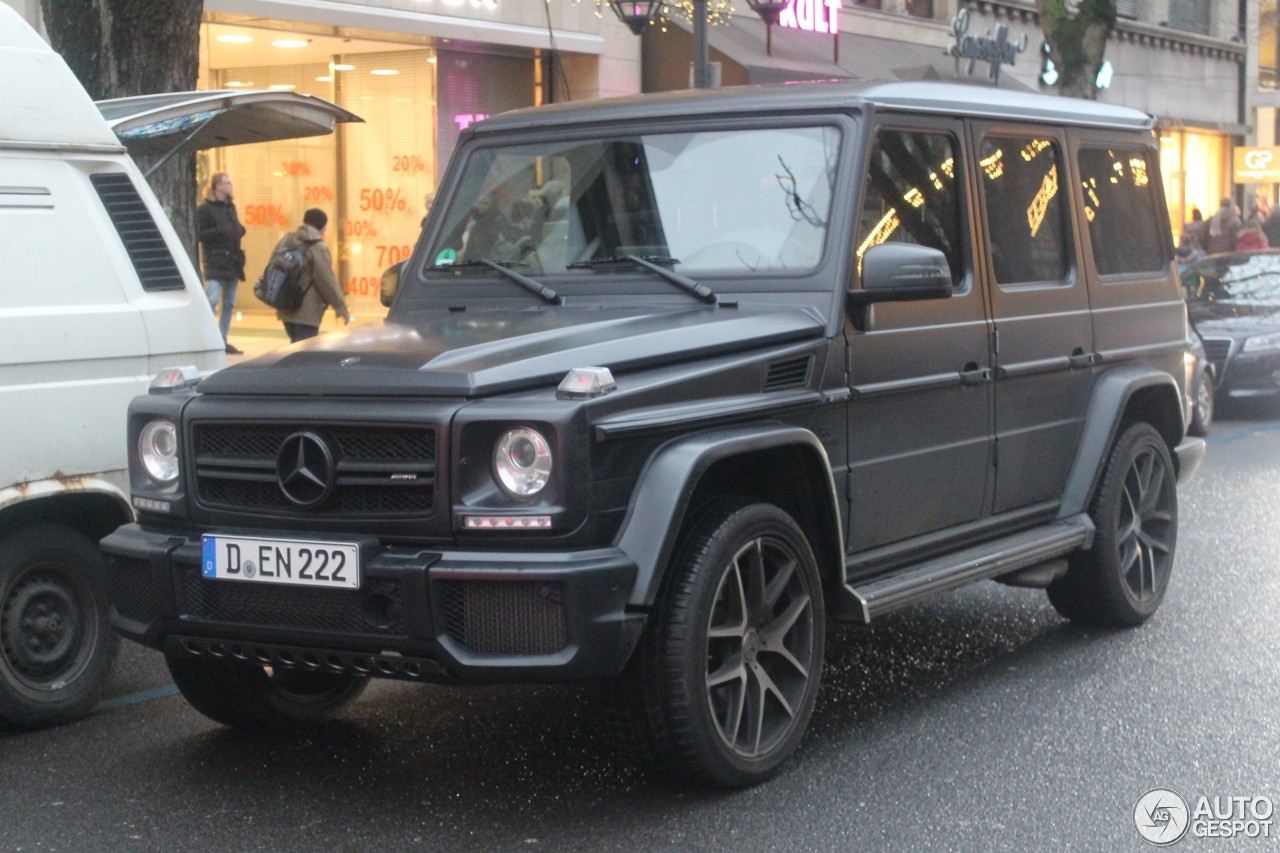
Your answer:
[276,431,335,508]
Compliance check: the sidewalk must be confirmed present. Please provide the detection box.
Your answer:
[223,309,361,362]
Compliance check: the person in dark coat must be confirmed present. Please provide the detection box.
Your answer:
[273,208,351,343]
[196,172,247,354]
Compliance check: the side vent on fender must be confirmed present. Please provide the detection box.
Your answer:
[764,356,813,392]
[90,172,185,292]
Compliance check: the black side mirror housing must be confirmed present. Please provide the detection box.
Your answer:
[380,260,407,307]
[847,243,954,310]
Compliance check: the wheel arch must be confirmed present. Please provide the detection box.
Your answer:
[615,424,844,609]
[1058,366,1186,519]
[0,478,133,546]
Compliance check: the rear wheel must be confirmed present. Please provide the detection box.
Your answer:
[617,501,825,788]
[167,656,368,728]
[1048,422,1177,626]
[0,524,117,728]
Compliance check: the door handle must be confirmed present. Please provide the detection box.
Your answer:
[959,364,991,385]
[1068,349,1094,369]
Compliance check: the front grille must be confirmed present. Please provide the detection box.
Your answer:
[180,567,408,637]
[192,422,437,518]
[104,555,158,622]
[1201,337,1233,373]
[438,580,568,655]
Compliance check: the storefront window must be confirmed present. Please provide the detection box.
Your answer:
[1159,129,1227,240]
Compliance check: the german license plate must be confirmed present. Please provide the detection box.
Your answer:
[201,534,359,590]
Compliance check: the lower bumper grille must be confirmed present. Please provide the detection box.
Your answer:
[438,580,568,655]
[105,556,159,622]
[166,635,445,681]
[179,568,407,637]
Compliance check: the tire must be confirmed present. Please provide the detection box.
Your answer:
[0,524,118,728]
[1188,372,1214,436]
[618,500,825,788]
[167,656,368,728]
[1047,422,1178,626]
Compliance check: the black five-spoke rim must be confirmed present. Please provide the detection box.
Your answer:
[705,534,815,759]
[1117,445,1174,603]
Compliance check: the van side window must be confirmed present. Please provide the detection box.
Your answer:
[1077,147,1166,275]
[856,129,964,286]
[978,136,1070,286]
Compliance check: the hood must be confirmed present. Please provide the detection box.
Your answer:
[1190,304,1280,339]
[196,305,826,398]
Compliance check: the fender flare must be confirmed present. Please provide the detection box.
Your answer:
[0,475,133,539]
[1057,366,1183,519]
[615,423,843,608]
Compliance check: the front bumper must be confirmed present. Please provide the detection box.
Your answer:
[100,524,644,685]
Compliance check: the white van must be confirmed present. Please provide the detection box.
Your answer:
[0,4,359,727]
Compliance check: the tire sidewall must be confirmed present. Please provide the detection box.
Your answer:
[660,502,825,786]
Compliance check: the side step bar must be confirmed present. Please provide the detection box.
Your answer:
[838,515,1094,624]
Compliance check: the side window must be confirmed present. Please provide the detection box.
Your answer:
[1078,146,1167,276]
[978,135,1070,286]
[856,128,964,287]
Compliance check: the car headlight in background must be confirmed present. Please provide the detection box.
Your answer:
[1242,332,1280,353]
[138,419,180,485]
[493,427,552,498]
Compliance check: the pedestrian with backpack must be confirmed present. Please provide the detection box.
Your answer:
[272,208,351,343]
[197,172,247,354]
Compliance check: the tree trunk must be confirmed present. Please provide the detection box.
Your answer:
[1035,0,1116,100]
[38,0,205,264]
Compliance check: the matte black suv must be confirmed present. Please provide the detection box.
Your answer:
[102,81,1204,787]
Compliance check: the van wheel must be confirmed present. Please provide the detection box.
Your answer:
[623,501,825,788]
[0,525,117,728]
[166,657,368,728]
[1188,372,1214,436]
[1048,423,1177,626]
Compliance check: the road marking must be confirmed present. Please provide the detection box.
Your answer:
[93,684,178,713]
[1205,419,1280,446]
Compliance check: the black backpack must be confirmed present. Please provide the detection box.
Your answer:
[253,242,310,310]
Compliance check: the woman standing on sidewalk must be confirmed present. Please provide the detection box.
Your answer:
[197,172,246,354]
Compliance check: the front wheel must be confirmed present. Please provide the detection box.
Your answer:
[1048,422,1178,626]
[0,524,117,728]
[622,501,825,788]
[1188,372,1214,436]
[167,656,368,728]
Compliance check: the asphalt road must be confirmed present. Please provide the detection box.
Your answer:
[3,403,1278,852]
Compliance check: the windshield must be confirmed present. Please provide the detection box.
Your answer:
[1182,252,1280,317]
[425,125,840,279]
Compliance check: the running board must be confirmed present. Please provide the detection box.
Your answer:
[838,516,1094,624]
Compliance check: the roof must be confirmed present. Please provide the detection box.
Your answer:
[474,79,1154,136]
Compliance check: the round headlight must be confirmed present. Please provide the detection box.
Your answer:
[493,427,552,498]
[138,419,179,485]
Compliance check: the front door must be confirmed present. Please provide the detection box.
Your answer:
[844,119,993,560]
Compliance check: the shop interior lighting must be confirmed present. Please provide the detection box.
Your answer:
[225,80,253,87]
[316,76,332,82]
[268,83,296,90]
[272,39,309,48]
[370,69,400,76]
[333,63,355,71]
[216,34,253,43]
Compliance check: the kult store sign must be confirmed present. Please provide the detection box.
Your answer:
[778,0,844,34]
[1234,146,1280,183]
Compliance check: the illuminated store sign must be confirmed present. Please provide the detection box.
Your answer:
[779,0,843,35]
[947,9,1027,83]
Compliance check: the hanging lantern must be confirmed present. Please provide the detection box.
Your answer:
[745,0,791,26]
[607,0,664,35]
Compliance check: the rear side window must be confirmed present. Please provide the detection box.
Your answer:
[1077,146,1167,276]
[978,135,1070,286]
[856,129,965,286]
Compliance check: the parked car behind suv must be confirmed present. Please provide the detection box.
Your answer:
[1181,248,1280,406]
[102,80,1204,786]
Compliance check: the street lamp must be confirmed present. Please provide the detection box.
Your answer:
[607,0,715,89]
[745,0,790,54]
[607,0,663,35]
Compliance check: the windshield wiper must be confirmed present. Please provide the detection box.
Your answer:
[429,259,560,305]
[569,254,718,305]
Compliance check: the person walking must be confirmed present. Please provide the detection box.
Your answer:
[1204,197,1241,255]
[274,208,351,343]
[196,172,246,354]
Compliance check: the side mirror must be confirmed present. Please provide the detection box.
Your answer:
[380,260,407,307]
[847,243,954,309]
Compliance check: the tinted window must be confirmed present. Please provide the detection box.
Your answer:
[979,136,1070,286]
[1078,146,1167,275]
[856,129,964,286]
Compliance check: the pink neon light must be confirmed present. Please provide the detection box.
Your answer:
[453,113,490,131]
[779,0,842,34]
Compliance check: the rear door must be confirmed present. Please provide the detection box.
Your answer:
[970,123,1094,515]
